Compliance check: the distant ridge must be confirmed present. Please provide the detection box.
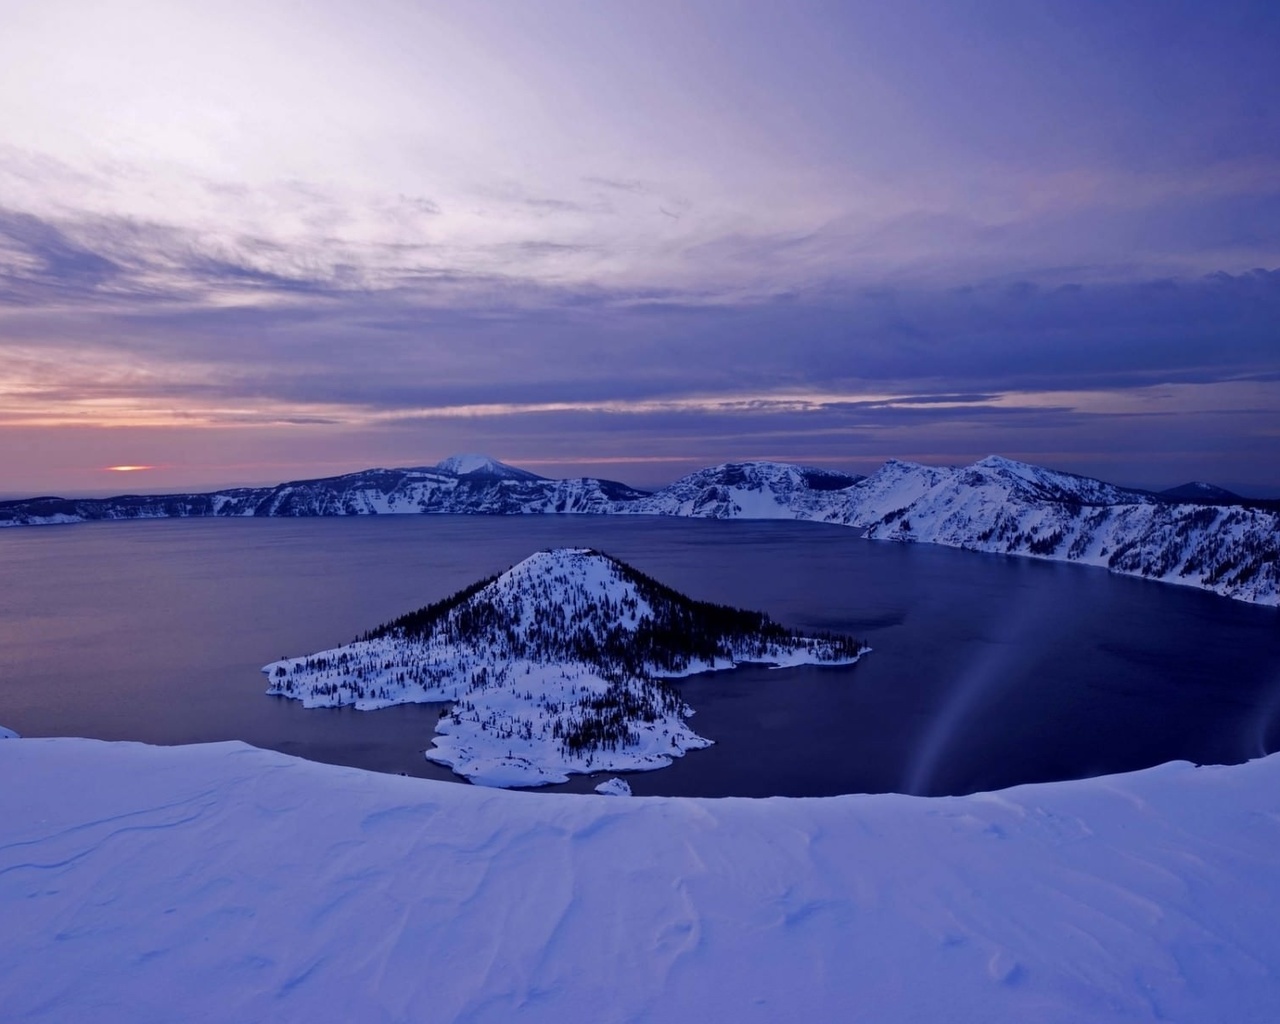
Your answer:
[1159,481,1241,503]
[1,453,1276,605]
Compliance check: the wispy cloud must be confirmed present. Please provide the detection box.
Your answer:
[1,1,1278,493]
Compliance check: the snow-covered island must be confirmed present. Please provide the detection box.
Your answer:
[263,548,867,787]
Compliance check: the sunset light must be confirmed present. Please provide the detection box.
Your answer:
[2,5,1279,1022]
[0,2,1275,496]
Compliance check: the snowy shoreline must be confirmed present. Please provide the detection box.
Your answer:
[3,735,1278,1022]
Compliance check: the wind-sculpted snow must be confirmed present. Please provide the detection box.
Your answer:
[5,738,1280,1022]
[263,549,867,787]
[3,451,1275,604]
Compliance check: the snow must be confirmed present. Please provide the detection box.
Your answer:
[0,724,18,739]
[594,776,632,795]
[422,658,715,787]
[625,461,845,520]
[855,459,1280,605]
[264,549,866,787]
[434,453,541,479]
[3,736,1279,1022]
[4,454,1275,604]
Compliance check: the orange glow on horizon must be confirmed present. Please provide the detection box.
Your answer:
[105,465,156,472]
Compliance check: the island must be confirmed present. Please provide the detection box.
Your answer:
[263,548,868,787]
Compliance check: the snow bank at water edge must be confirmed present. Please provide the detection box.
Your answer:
[2,737,1278,1023]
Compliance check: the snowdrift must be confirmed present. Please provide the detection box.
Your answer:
[2,737,1278,1022]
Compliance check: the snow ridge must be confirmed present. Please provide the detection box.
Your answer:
[0,457,648,524]
[855,456,1279,605]
[263,548,867,787]
[623,461,866,520]
[3,453,1275,605]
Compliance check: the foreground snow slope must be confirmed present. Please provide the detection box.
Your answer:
[2,738,1278,1023]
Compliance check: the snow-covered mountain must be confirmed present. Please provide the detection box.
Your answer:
[3,452,1276,605]
[432,453,545,480]
[850,455,1279,605]
[624,461,864,520]
[264,548,867,787]
[810,458,956,526]
[243,465,649,517]
[0,459,650,524]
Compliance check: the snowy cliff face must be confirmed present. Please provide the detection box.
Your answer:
[625,461,865,520]
[264,548,867,787]
[856,456,1279,605]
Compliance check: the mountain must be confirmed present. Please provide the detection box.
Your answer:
[2,452,1276,605]
[1160,481,1242,503]
[855,456,1278,605]
[264,548,867,787]
[431,454,545,480]
[624,461,865,520]
[0,459,650,525]
[810,458,955,526]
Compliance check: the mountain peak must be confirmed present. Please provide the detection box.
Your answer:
[1160,481,1241,502]
[972,454,1035,473]
[433,454,544,480]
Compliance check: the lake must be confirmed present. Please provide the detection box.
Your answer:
[1,515,1277,797]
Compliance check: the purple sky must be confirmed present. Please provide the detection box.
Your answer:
[2,1,1278,495]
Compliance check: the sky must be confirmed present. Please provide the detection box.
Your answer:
[1,0,1278,496]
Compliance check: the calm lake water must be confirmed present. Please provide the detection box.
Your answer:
[2,515,1278,797]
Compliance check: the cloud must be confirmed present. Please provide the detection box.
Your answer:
[2,3,1279,492]
[0,209,125,302]
[3,192,1278,425]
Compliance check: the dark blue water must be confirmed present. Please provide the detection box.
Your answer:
[1,515,1277,797]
